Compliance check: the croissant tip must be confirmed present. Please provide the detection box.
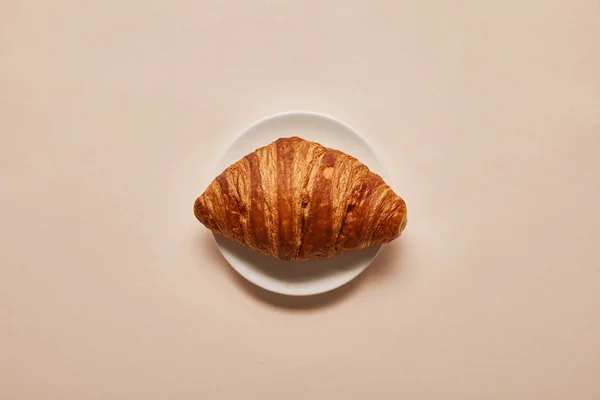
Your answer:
[399,213,408,235]
[193,196,203,222]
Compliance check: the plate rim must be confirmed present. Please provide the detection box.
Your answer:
[212,110,388,296]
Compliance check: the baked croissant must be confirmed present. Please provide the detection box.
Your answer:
[194,137,407,261]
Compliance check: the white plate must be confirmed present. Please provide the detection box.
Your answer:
[214,111,389,296]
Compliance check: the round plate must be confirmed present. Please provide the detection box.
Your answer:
[214,111,389,296]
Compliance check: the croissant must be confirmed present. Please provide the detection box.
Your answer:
[194,137,407,261]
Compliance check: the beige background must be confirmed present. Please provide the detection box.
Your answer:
[2,0,600,398]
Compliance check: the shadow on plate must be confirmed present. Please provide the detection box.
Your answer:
[197,230,401,310]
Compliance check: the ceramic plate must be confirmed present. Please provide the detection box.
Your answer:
[214,111,389,296]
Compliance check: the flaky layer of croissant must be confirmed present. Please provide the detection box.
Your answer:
[194,137,407,261]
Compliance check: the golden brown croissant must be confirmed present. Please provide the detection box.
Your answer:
[194,137,407,261]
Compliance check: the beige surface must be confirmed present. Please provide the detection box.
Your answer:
[1,0,600,398]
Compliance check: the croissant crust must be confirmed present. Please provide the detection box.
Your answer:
[194,137,407,261]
